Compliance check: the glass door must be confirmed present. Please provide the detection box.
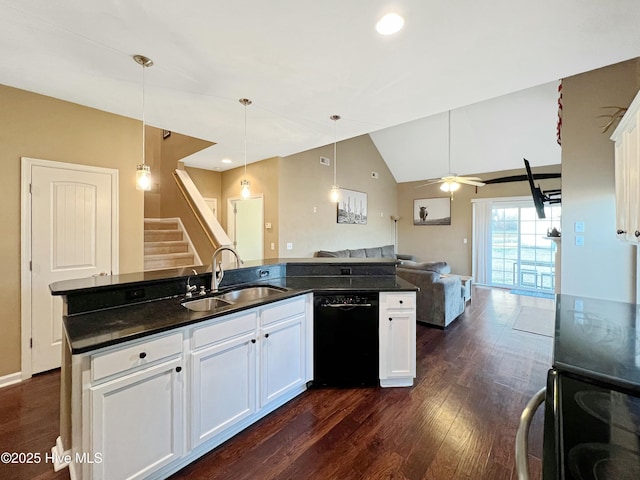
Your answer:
[490,201,561,292]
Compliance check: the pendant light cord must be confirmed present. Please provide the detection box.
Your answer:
[244,101,247,179]
[142,63,146,166]
[333,118,337,185]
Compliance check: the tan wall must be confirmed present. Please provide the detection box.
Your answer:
[221,157,280,259]
[560,59,640,302]
[0,84,144,376]
[143,126,163,218]
[278,135,398,257]
[146,128,217,263]
[397,165,562,275]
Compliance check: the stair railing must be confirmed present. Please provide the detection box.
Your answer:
[173,169,232,251]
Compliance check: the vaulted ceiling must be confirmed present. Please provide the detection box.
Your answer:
[1,1,638,182]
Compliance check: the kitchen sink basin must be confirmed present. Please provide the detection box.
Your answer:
[182,297,233,312]
[182,285,288,312]
[216,286,287,304]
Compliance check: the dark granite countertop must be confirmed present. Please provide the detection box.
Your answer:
[50,257,399,295]
[554,293,640,394]
[62,273,417,355]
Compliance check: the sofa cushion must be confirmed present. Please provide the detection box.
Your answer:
[380,245,396,258]
[348,248,366,258]
[364,247,382,258]
[315,250,339,257]
[399,260,451,274]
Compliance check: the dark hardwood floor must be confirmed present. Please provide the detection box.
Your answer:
[0,286,553,480]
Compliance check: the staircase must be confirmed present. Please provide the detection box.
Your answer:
[144,218,200,271]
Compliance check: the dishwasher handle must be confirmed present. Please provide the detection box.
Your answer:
[515,387,546,480]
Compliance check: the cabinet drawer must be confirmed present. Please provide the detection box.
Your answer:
[261,296,305,325]
[384,293,415,309]
[192,311,257,350]
[91,332,182,382]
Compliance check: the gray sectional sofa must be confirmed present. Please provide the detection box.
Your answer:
[314,245,465,328]
[395,261,464,328]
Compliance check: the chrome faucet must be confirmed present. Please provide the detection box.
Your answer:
[211,246,243,292]
[185,269,198,298]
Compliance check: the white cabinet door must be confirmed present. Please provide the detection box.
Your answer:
[379,292,416,387]
[260,314,305,407]
[90,357,184,480]
[380,311,416,379]
[190,331,257,448]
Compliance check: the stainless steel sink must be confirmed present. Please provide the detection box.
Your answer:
[182,285,287,312]
[182,297,233,312]
[216,286,287,304]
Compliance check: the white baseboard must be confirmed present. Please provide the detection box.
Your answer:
[0,372,21,389]
[51,436,71,472]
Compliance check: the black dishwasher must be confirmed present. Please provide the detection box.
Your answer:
[313,292,379,388]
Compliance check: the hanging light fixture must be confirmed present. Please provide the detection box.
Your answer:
[133,54,153,191]
[239,98,252,199]
[329,114,341,202]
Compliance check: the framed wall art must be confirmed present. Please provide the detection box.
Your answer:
[413,197,451,225]
[337,188,367,224]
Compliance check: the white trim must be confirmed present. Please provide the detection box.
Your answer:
[20,157,119,380]
[51,436,71,472]
[174,169,231,247]
[471,195,531,204]
[0,372,21,389]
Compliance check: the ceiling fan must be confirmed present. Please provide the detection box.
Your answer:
[416,110,486,192]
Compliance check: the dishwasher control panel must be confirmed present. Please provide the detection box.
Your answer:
[316,293,377,307]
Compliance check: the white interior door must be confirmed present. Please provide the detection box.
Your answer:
[227,196,263,262]
[26,159,117,374]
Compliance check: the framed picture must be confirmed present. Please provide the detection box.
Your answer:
[337,188,367,224]
[413,197,451,225]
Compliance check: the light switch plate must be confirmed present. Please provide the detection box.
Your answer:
[575,235,584,246]
[574,221,585,233]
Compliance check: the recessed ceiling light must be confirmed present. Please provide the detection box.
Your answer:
[376,13,404,35]
[221,158,232,164]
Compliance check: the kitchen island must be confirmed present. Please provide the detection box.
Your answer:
[51,258,417,480]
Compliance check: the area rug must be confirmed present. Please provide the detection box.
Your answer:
[512,305,555,337]
[510,289,555,300]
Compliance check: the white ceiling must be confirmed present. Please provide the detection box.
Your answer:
[1,1,638,181]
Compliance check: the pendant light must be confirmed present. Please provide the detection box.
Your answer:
[133,54,153,191]
[239,98,252,199]
[440,110,460,194]
[329,114,341,202]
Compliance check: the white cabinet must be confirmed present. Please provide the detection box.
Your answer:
[260,312,305,407]
[379,292,416,387]
[190,312,257,448]
[189,298,307,448]
[89,333,184,480]
[611,89,640,243]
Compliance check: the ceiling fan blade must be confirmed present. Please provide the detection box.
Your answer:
[414,179,443,188]
[455,176,483,181]
[458,178,486,187]
[483,173,561,184]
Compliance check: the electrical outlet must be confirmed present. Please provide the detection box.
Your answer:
[270,242,275,251]
[286,242,293,250]
[575,235,584,246]
[575,221,585,233]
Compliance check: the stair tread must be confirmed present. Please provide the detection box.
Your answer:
[145,252,194,259]
[144,241,189,245]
